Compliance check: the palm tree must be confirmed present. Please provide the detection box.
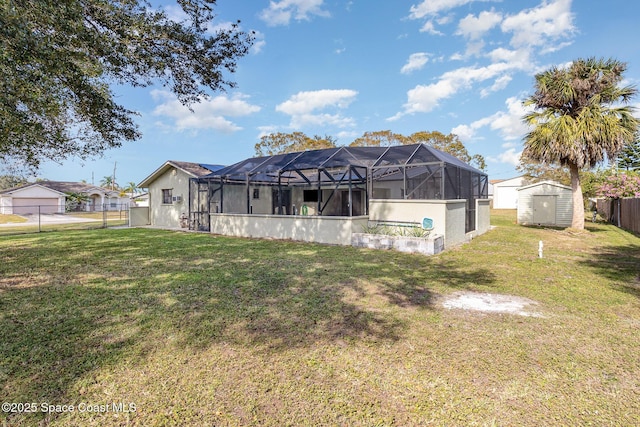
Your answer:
[100,175,115,190]
[522,58,638,229]
[120,181,138,198]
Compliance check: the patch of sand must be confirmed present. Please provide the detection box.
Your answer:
[442,291,543,317]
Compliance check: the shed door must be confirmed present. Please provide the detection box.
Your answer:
[532,195,556,225]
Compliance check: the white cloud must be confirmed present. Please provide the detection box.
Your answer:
[276,89,358,129]
[456,96,532,142]
[409,0,477,19]
[401,53,430,74]
[501,0,575,49]
[250,31,267,54]
[456,10,502,40]
[480,74,512,97]
[260,0,330,26]
[151,90,261,133]
[419,20,444,35]
[491,147,522,166]
[389,62,515,120]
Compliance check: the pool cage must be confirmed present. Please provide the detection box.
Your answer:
[189,143,488,233]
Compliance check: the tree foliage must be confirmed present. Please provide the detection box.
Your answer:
[349,130,487,171]
[617,138,640,170]
[0,0,254,170]
[254,132,337,156]
[254,129,486,171]
[409,131,486,171]
[522,57,638,229]
[596,172,640,198]
[516,153,571,185]
[0,174,27,190]
[349,130,409,147]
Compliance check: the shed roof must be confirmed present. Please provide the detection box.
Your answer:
[517,180,571,192]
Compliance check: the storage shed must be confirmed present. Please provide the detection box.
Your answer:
[517,181,573,227]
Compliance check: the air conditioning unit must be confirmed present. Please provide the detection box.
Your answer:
[172,195,183,203]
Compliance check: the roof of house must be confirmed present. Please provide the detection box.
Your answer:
[492,176,526,187]
[138,161,224,188]
[517,180,571,191]
[1,181,115,196]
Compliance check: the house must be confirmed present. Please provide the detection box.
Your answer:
[183,144,491,249]
[492,176,527,209]
[0,183,65,214]
[0,181,128,215]
[137,161,225,228]
[131,192,149,207]
[517,181,573,227]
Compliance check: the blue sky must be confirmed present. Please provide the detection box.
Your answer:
[35,0,640,187]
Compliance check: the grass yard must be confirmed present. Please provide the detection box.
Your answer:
[0,211,128,236]
[0,214,27,224]
[0,210,639,426]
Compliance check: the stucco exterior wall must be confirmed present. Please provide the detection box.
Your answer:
[368,199,469,247]
[147,167,191,228]
[210,214,369,245]
[129,207,150,226]
[475,199,491,236]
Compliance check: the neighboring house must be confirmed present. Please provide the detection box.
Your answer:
[131,192,149,207]
[517,181,573,227]
[138,161,224,228]
[492,176,527,209]
[0,181,128,214]
[0,183,66,214]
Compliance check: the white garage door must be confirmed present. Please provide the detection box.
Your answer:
[12,198,60,215]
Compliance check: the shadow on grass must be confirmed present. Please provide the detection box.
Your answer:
[0,228,495,423]
[578,242,640,298]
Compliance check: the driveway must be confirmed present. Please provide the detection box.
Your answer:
[0,213,102,228]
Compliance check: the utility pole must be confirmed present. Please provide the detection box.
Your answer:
[112,162,117,190]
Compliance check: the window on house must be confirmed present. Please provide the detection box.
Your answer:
[303,190,319,202]
[253,188,260,199]
[162,189,173,204]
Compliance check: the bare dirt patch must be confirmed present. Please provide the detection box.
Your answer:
[441,291,543,317]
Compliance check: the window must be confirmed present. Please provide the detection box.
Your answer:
[303,190,319,202]
[253,188,260,199]
[162,189,173,204]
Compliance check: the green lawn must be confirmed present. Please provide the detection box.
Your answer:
[0,214,27,224]
[1,210,639,426]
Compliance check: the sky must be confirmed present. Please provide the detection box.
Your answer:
[33,0,640,187]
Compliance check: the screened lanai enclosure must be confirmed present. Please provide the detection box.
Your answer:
[189,143,488,235]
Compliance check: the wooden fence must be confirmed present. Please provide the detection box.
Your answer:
[596,198,640,233]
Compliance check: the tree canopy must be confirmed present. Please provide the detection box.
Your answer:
[0,174,27,190]
[0,0,254,171]
[256,130,487,171]
[409,131,486,171]
[254,132,337,156]
[522,57,638,229]
[617,138,640,170]
[349,130,409,147]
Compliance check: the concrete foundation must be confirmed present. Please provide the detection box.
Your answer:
[351,233,444,255]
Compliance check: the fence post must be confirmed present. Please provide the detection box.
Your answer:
[103,204,107,228]
[38,205,41,233]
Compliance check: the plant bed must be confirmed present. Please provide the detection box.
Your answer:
[351,232,444,255]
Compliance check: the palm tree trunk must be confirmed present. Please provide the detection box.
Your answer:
[569,162,584,229]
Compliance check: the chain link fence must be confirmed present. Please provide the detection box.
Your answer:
[0,204,130,236]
